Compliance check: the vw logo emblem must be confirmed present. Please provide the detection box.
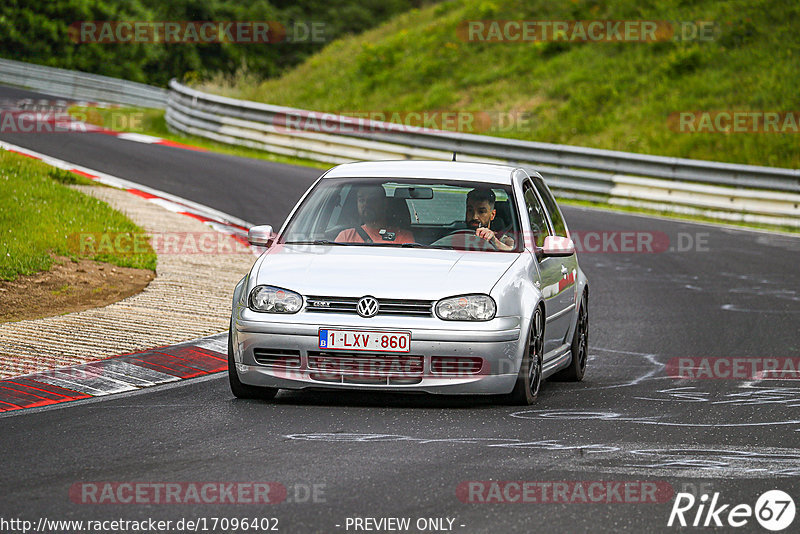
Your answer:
[356,296,379,318]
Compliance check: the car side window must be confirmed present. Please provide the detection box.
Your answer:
[531,175,567,237]
[523,183,549,248]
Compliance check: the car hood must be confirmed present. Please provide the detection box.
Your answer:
[252,244,520,300]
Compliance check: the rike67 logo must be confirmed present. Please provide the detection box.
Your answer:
[668,490,795,531]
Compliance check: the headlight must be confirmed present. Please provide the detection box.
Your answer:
[249,285,303,313]
[435,294,496,321]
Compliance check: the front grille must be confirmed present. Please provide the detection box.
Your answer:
[305,296,432,317]
[253,348,301,368]
[307,350,424,385]
[431,356,484,376]
[379,299,434,316]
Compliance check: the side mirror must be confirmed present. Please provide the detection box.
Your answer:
[541,235,575,257]
[248,225,274,246]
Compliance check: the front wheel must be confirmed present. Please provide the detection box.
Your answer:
[505,307,544,405]
[554,292,588,381]
[228,323,278,400]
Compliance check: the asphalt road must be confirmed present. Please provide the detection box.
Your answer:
[1,86,799,533]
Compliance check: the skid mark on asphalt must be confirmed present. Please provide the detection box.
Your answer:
[283,433,800,478]
[624,448,800,475]
[285,433,619,452]
[634,385,800,407]
[721,304,800,313]
[0,345,226,413]
[580,347,664,390]
[510,409,800,428]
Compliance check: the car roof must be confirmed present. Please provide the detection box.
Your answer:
[322,160,519,185]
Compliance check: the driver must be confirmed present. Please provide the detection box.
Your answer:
[336,185,415,244]
[466,187,515,251]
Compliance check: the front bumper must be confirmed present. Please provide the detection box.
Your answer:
[231,311,523,395]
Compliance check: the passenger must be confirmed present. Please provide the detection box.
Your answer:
[466,187,515,251]
[336,185,415,244]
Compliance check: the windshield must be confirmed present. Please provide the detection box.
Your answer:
[281,178,520,252]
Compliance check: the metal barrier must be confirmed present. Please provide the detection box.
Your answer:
[0,58,167,109]
[166,80,800,228]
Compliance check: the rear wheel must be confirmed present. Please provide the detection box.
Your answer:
[505,307,544,405]
[554,292,588,381]
[228,323,278,400]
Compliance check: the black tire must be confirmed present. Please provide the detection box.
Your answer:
[228,324,278,400]
[554,292,588,382]
[505,306,544,405]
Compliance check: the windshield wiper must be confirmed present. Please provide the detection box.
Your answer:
[284,240,425,248]
[284,240,353,245]
[348,242,425,247]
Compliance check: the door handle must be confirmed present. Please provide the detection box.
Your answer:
[561,265,568,275]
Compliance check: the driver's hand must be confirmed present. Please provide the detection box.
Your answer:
[475,227,496,243]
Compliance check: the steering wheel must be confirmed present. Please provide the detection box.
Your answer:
[430,228,498,250]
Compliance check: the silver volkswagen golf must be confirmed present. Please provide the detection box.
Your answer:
[228,161,588,405]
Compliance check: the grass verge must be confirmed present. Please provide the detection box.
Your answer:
[0,149,157,281]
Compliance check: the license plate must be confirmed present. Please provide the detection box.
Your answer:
[319,329,411,353]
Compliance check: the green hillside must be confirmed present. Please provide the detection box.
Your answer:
[198,0,800,169]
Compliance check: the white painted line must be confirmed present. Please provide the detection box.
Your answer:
[49,370,141,395]
[149,197,186,213]
[116,132,163,144]
[100,361,181,385]
[31,374,110,396]
[192,333,228,354]
[86,361,180,387]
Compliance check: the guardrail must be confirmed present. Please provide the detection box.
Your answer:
[166,80,800,228]
[0,58,167,109]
